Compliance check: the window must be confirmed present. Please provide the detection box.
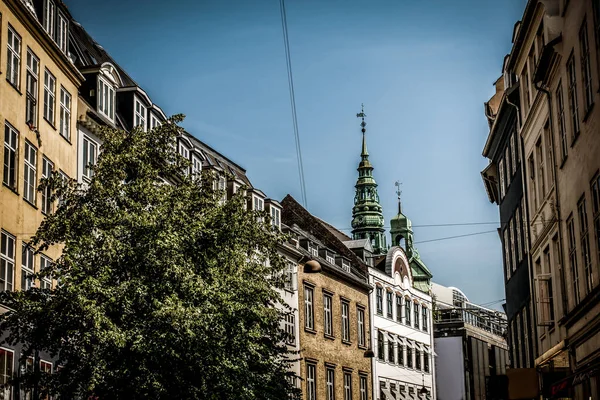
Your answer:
[304,285,314,331]
[41,157,54,214]
[536,249,555,326]
[3,127,18,189]
[567,54,580,138]
[306,362,316,400]
[522,66,530,111]
[324,293,333,337]
[21,244,34,291]
[326,367,335,400]
[43,0,55,36]
[7,26,21,88]
[511,134,517,174]
[536,137,545,201]
[343,372,352,400]
[23,141,37,204]
[57,12,68,53]
[376,286,383,315]
[386,290,393,318]
[388,335,395,363]
[424,348,430,373]
[0,348,13,400]
[422,307,428,332]
[504,228,510,280]
[134,98,147,131]
[284,313,295,345]
[396,295,402,323]
[414,303,419,329]
[580,21,594,112]
[516,207,523,262]
[415,348,421,370]
[510,219,516,272]
[398,339,404,366]
[253,196,264,211]
[0,231,15,291]
[556,83,568,160]
[284,262,295,291]
[567,215,580,306]
[377,330,384,361]
[592,176,600,274]
[40,360,51,374]
[578,197,593,294]
[58,171,68,207]
[59,87,71,140]
[43,70,56,125]
[82,136,97,181]
[341,300,350,342]
[357,307,365,347]
[499,158,506,199]
[341,260,350,273]
[529,154,537,210]
[26,49,39,126]
[191,155,202,177]
[407,343,413,368]
[40,255,52,290]
[97,77,115,121]
[359,375,367,400]
[405,298,411,325]
[270,207,280,229]
[150,113,161,130]
[310,246,318,258]
[326,253,335,264]
[505,147,511,186]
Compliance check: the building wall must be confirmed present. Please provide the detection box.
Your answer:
[433,336,465,400]
[298,266,372,400]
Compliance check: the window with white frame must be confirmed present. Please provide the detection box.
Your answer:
[44,69,56,124]
[97,77,115,121]
[326,366,335,400]
[284,313,295,345]
[270,207,280,229]
[405,298,411,325]
[56,12,68,54]
[39,255,52,290]
[341,300,350,342]
[306,362,316,400]
[178,142,189,175]
[191,155,202,177]
[377,330,384,360]
[359,375,367,400]
[387,290,393,318]
[357,306,365,347]
[422,306,428,332]
[376,286,383,315]
[43,0,55,36]
[21,244,35,291]
[41,157,54,214]
[580,21,594,112]
[343,372,352,400]
[218,175,226,192]
[58,171,68,207]
[310,245,318,258]
[0,231,15,292]
[341,259,350,273]
[253,196,264,211]
[567,54,580,138]
[150,113,161,130]
[304,285,314,330]
[82,136,98,180]
[414,303,420,329]
[23,141,37,204]
[0,348,14,399]
[326,253,335,264]
[323,292,333,336]
[59,87,71,140]
[3,123,19,189]
[26,49,39,126]
[424,347,430,372]
[396,295,402,323]
[134,97,147,131]
[284,262,295,291]
[406,342,413,368]
[7,26,21,88]
[388,334,395,363]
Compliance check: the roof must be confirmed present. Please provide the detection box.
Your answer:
[317,217,352,242]
[343,239,373,252]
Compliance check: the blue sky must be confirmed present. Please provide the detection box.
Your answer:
[66,0,527,307]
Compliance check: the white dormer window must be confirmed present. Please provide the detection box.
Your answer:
[218,176,226,191]
[341,260,351,273]
[150,113,161,130]
[178,142,189,175]
[326,254,335,264]
[43,0,55,36]
[134,97,147,131]
[56,12,68,54]
[253,196,264,211]
[270,207,281,229]
[191,155,202,177]
[97,77,115,121]
[310,245,318,257]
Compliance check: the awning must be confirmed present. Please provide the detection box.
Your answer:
[414,342,424,352]
[547,359,600,398]
[386,332,396,342]
[397,336,408,347]
[382,387,395,400]
[406,340,414,348]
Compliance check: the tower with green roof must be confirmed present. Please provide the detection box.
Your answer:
[351,106,387,256]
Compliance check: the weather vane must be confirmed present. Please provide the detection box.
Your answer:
[356,103,366,133]
[395,181,403,200]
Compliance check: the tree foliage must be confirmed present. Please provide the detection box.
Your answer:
[0,116,298,399]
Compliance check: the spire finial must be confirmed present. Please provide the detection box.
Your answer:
[357,104,368,157]
[395,181,402,214]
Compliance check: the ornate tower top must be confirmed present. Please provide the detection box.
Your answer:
[351,105,387,255]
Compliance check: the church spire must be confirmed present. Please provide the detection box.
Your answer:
[351,105,387,255]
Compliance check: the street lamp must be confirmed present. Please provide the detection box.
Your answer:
[419,373,428,396]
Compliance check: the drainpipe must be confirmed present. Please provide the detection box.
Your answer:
[534,80,568,326]
[505,94,539,364]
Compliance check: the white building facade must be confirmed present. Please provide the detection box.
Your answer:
[369,246,435,400]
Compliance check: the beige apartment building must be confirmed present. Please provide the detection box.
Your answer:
[504,0,600,397]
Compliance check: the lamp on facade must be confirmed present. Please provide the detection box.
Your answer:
[300,255,321,273]
[363,348,374,358]
[419,373,428,396]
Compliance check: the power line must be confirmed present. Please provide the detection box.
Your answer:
[279,0,308,209]
[414,230,498,245]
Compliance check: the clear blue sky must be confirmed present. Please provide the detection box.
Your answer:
[66,0,527,307]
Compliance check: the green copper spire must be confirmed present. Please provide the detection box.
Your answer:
[351,105,387,255]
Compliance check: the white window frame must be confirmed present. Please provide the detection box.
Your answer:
[23,141,37,204]
[284,262,295,291]
[97,76,116,121]
[149,113,161,130]
[0,231,16,292]
[82,136,98,181]
[310,246,318,258]
[26,48,39,126]
[343,372,352,400]
[41,157,54,214]
[43,69,56,124]
[56,12,68,54]
[326,367,335,400]
[304,285,314,330]
[253,196,264,211]
[341,300,350,342]
[326,253,335,264]
[357,306,365,346]
[323,293,333,336]
[59,87,71,140]
[270,207,281,229]
[39,255,52,290]
[341,260,350,273]
[306,362,316,400]
[191,155,202,178]
[134,97,147,131]
[359,375,367,400]
[43,0,55,36]
[0,348,14,400]
[284,313,295,345]
[3,123,19,190]
[21,244,35,291]
[7,26,21,88]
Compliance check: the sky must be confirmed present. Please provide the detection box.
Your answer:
[66,0,528,308]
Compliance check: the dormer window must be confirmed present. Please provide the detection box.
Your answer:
[310,245,318,258]
[150,113,161,130]
[56,12,68,54]
[326,253,335,264]
[270,207,281,229]
[253,196,264,211]
[97,77,115,121]
[218,176,226,191]
[43,0,55,37]
[191,154,202,176]
[341,259,351,273]
[134,97,147,131]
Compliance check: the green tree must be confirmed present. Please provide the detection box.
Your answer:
[0,116,299,399]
